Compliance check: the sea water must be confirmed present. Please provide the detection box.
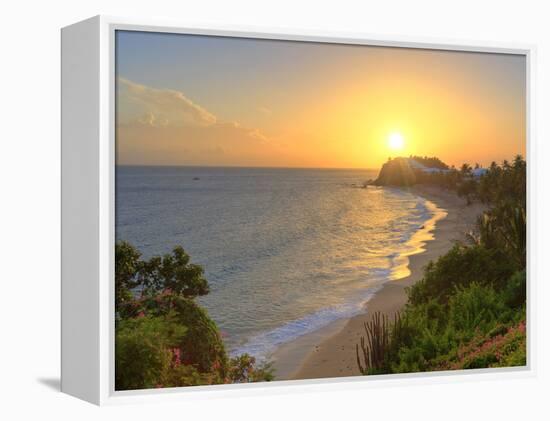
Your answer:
[116,166,444,360]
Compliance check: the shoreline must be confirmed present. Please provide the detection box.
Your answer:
[271,185,485,380]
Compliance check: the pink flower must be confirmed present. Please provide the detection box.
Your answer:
[171,348,182,367]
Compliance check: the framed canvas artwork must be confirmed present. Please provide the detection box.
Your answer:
[61,16,532,405]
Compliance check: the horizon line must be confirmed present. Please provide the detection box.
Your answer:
[115,164,380,171]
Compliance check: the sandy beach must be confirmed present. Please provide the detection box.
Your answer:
[272,185,485,380]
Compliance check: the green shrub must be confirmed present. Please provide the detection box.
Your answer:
[377,281,524,374]
[501,270,526,308]
[448,283,505,339]
[170,297,227,376]
[228,354,275,383]
[383,301,456,373]
[439,318,526,371]
[115,314,190,390]
[408,244,516,305]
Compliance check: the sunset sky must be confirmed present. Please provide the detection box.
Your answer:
[116,30,526,169]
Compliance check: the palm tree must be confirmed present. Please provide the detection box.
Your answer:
[460,163,472,176]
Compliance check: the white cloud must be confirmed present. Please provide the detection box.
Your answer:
[116,78,281,166]
[258,106,272,116]
[118,78,217,127]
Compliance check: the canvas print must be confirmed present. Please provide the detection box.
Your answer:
[114,30,527,391]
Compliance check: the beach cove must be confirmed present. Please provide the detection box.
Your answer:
[272,185,485,380]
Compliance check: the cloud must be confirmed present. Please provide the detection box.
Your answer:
[118,78,217,127]
[116,78,281,166]
[258,106,272,116]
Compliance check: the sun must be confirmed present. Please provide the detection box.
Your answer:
[388,132,405,151]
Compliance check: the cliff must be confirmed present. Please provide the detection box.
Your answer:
[373,157,450,186]
[373,157,417,186]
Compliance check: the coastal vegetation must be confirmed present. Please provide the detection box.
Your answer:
[115,242,273,390]
[357,155,527,375]
[407,156,449,170]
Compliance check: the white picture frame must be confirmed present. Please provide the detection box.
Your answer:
[61,15,536,405]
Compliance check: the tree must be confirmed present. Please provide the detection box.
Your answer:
[115,241,274,390]
[460,163,472,176]
[457,178,476,205]
[115,241,141,311]
[115,241,209,318]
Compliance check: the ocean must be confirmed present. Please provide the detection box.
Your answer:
[115,166,444,360]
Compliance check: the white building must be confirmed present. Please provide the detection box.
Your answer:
[472,167,488,178]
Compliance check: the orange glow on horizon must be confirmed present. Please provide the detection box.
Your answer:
[116,42,526,170]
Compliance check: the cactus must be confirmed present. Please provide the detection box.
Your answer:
[356,311,402,374]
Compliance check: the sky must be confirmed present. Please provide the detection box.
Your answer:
[116,30,526,169]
